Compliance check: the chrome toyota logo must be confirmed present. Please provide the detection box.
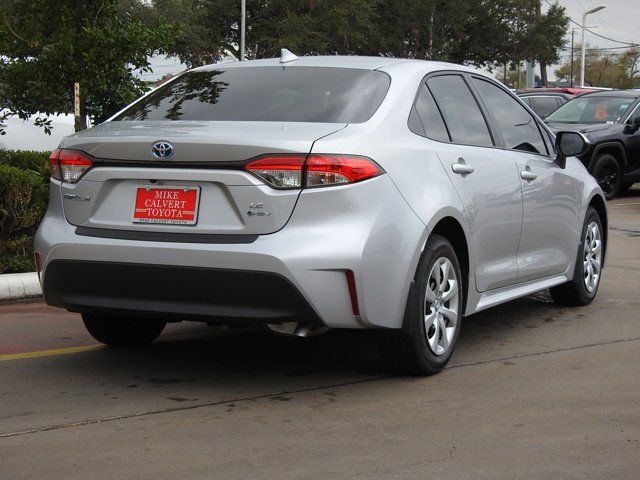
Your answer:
[151,141,174,159]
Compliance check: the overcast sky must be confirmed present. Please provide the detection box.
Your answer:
[543,0,640,80]
[556,0,639,48]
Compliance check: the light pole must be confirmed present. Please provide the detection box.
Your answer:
[240,0,246,61]
[580,5,605,87]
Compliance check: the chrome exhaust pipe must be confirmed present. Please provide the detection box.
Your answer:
[264,322,329,337]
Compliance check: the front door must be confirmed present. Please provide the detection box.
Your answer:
[469,76,580,282]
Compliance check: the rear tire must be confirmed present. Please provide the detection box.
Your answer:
[550,206,603,306]
[82,313,166,347]
[378,235,464,376]
[591,154,622,200]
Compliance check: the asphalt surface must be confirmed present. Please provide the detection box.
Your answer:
[1,189,640,479]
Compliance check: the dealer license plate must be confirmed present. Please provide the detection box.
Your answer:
[132,185,200,225]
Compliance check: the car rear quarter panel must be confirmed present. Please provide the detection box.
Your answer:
[311,65,474,324]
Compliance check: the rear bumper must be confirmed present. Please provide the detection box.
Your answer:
[35,174,427,329]
[44,260,322,325]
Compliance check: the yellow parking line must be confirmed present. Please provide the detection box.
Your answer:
[611,202,640,206]
[0,345,103,362]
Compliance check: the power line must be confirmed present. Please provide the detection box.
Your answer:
[544,0,639,46]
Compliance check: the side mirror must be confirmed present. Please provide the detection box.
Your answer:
[555,131,590,169]
[623,116,640,134]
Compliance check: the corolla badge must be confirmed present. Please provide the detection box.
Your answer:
[151,141,174,159]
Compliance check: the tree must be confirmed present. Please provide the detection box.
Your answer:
[151,0,568,72]
[554,44,640,89]
[0,0,176,133]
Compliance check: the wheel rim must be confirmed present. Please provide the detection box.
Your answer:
[424,257,459,356]
[596,164,618,195]
[583,221,602,293]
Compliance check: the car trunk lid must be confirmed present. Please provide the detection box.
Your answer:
[59,121,345,236]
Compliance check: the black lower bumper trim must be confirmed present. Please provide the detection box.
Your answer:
[75,226,258,244]
[43,260,322,325]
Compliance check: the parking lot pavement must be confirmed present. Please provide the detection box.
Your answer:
[1,189,639,479]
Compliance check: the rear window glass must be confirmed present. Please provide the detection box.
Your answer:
[115,67,391,124]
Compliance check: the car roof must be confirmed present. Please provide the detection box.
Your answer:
[192,55,480,76]
[577,90,640,99]
[518,92,570,97]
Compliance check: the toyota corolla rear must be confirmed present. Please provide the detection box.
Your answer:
[35,59,425,331]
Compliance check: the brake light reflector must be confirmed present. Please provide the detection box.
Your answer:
[49,149,93,183]
[244,154,383,189]
[345,270,360,316]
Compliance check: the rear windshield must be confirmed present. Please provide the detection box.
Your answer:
[546,95,634,124]
[114,67,391,124]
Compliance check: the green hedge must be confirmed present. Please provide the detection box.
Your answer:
[0,149,51,176]
[0,151,51,274]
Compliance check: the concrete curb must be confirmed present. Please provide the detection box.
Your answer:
[0,272,42,301]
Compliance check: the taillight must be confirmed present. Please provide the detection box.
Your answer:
[244,155,306,189]
[306,155,383,187]
[244,154,383,189]
[49,149,93,183]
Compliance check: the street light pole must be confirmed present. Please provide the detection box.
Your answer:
[580,5,605,87]
[240,0,246,61]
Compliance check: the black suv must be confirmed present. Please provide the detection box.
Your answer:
[546,90,640,199]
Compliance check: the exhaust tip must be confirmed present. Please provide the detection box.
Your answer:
[264,322,329,337]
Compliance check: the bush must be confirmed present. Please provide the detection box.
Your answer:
[0,149,50,177]
[0,162,49,274]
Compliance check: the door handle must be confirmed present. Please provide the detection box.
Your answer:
[520,169,537,181]
[452,163,474,175]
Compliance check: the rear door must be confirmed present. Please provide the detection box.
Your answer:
[470,76,581,283]
[417,73,523,292]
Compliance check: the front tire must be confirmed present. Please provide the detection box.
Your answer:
[550,206,604,306]
[82,313,166,347]
[592,154,622,200]
[378,235,464,376]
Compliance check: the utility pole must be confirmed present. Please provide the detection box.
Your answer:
[240,0,246,61]
[570,29,575,87]
[581,6,605,87]
[536,1,548,87]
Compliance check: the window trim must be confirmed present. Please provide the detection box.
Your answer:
[467,74,554,159]
[407,70,498,149]
[622,98,640,124]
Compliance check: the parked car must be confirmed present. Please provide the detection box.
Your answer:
[35,54,607,375]
[518,91,571,118]
[545,90,640,199]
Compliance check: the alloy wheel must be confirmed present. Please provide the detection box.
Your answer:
[424,257,459,356]
[583,221,602,293]
[596,165,618,196]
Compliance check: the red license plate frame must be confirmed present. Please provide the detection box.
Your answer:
[132,185,200,225]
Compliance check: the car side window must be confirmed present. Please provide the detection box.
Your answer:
[472,78,548,155]
[530,96,562,117]
[426,75,493,147]
[409,82,450,142]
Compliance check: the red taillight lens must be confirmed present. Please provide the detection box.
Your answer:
[306,155,383,187]
[244,154,383,189]
[245,155,306,189]
[49,149,93,183]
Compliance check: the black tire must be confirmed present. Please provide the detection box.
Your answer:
[591,154,622,200]
[82,313,166,347]
[378,235,464,376]
[550,206,604,306]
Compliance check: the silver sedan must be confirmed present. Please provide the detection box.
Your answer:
[35,53,607,375]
